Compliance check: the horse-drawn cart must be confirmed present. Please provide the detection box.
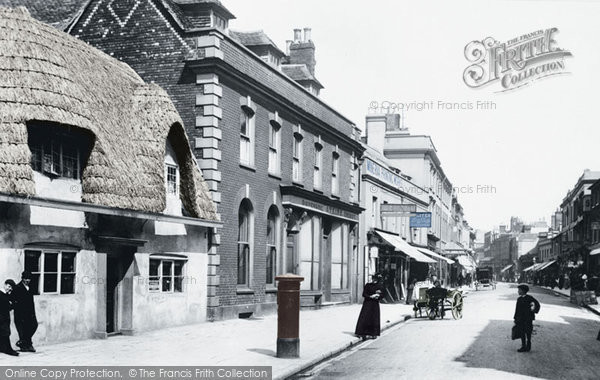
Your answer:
[413,286,464,320]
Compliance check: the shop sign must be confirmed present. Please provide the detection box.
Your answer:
[410,212,432,228]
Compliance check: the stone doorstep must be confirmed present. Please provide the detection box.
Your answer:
[274,313,412,380]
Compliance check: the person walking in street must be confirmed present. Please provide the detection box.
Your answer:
[514,284,540,352]
[355,273,384,340]
[11,271,38,352]
[1,279,19,356]
[406,278,416,305]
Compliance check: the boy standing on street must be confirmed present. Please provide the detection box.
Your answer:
[514,284,540,352]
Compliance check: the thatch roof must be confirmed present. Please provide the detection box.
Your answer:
[0,6,217,221]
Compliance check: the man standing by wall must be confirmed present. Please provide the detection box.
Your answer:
[0,279,19,356]
[12,271,38,352]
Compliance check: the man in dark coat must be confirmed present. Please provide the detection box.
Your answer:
[355,273,385,340]
[1,279,19,356]
[514,284,540,352]
[11,271,38,352]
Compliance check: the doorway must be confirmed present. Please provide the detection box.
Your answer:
[106,256,120,334]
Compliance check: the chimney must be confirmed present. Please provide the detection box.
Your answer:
[289,27,316,76]
[303,27,311,42]
[293,28,302,42]
[286,40,292,55]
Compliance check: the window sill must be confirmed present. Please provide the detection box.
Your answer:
[265,287,277,293]
[239,163,256,172]
[236,288,255,295]
[268,172,282,180]
[331,289,350,294]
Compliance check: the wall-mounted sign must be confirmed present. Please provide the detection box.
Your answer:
[410,212,432,228]
[381,203,417,214]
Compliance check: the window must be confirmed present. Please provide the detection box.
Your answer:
[331,224,348,289]
[268,118,281,175]
[28,122,92,180]
[266,206,279,285]
[149,258,185,293]
[331,152,339,196]
[238,200,253,286]
[166,164,177,195]
[240,106,255,166]
[292,133,303,182]
[24,249,76,295]
[313,143,322,190]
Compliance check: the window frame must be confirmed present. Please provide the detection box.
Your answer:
[148,258,186,293]
[331,152,340,196]
[292,133,303,183]
[313,143,322,190]
[266,207,279,285]
[238,201,253,287]
[24,249,77,295]
[239,107,255,167]
[268,120,281,175]
[166,164,178,195]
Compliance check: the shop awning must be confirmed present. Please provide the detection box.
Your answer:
[455,255,476,270]
[500,264,513,273]
[536,260,557,271]
[416,247,454,264]
[590,248,600,256]
[523,263,543,272]
[374,231,435,263]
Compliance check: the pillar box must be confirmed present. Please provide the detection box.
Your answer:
[275,274,304,358]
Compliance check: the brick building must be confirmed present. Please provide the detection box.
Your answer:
[5,0,367,318]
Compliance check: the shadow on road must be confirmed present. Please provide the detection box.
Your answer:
[455,317,600,379]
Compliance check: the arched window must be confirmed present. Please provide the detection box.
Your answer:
[266,206,279,285]
[238,199,253,286]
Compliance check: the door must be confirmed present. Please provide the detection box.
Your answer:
[106,256,120,334]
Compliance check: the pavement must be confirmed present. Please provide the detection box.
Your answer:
[0,301,415,380]
[1,284,596,379]
[535,284,600,316]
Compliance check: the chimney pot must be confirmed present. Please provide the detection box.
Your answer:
[293,28,302,42]
[303,27,311,42]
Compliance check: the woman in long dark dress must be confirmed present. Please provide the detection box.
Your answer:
[355,274,384,340]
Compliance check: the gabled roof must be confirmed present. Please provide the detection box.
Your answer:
[0,0,87,29]
[0,7,217,220]
[281,64,324,89]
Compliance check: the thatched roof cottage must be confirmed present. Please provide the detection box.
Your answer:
[0,6,221,345]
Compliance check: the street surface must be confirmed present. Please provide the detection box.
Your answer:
[295,283,600,380]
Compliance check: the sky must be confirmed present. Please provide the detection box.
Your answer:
[224,0,600,232]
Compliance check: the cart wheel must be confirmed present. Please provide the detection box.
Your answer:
[427,307,436,320]
[452,293,463,320]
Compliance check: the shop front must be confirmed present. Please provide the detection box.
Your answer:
[366,229,435,303]
[281,186,362,308]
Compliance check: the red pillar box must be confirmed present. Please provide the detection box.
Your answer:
[275,274,304,358]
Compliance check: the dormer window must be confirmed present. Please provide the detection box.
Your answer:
[28,122,92,180]
[212,13,228,30]
[164,139,182,216]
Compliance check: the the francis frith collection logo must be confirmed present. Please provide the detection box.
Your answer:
[463,28,572,92]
